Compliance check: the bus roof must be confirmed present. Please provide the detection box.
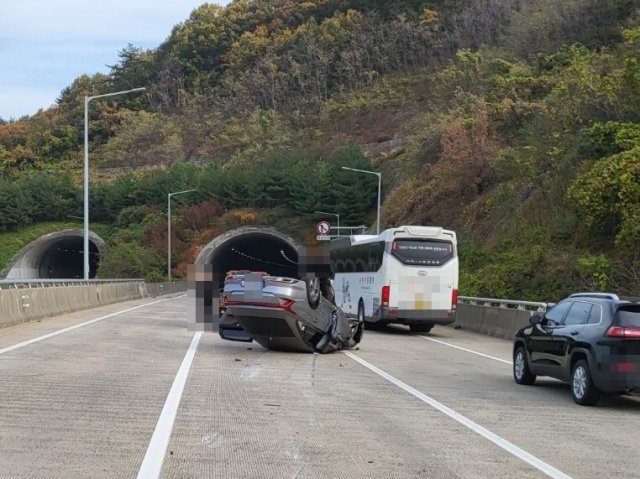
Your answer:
[330,226,456,248]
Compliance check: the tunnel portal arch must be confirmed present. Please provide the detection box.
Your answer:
[195,227,303,285]
[2,229,105,280]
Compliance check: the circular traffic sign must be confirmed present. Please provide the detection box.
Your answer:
[316,221,331,235]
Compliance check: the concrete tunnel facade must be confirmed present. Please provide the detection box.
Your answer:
[2,229,104,280]
[1,226,323,282]
[194,227,304,285]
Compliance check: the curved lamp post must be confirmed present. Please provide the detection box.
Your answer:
[341,166,382,235]
[83,87,145,279]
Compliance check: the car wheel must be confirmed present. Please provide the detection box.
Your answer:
[571,359,600,406]
[357,301,365,323]
[513,347,536,385]
[410,324,433,333]
[353,302,365,343]
[305,277,321,310]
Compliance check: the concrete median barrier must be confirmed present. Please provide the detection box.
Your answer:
[452,297,548,340]
[0,281,187,329]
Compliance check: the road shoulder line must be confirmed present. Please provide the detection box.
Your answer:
[0,295,183,355]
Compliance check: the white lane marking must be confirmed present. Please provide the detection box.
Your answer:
[0,295,184,355]
[343,351,573,479]
[137,331,202,479]
[419,336,513,365]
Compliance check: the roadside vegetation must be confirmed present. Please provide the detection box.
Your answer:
[1,0,638,299]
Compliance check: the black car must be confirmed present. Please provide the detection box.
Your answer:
[513,292,640,406]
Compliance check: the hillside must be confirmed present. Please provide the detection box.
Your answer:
[0,0,639,300]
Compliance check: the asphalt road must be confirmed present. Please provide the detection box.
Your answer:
[1,294,638,479]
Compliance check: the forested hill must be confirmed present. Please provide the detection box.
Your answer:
[0,0,639,299]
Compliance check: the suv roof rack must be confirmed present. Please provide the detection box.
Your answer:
[568,292,620,300]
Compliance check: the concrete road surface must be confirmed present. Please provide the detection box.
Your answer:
[1,294,639,478]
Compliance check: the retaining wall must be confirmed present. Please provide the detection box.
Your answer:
[0,281,187,329]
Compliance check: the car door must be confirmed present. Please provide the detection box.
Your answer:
[528,301,572,376]
[551,301,592,380]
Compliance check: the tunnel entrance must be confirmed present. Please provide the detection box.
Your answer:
[195,227,302,285]
[2,230,104,280]
[38,237,100,279]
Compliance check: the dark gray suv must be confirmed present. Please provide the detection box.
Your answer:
[513,293,640,406]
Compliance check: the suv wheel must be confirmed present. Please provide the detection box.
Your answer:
[305,277,321,310]
[513,347,536,385]
[571,359,600,406]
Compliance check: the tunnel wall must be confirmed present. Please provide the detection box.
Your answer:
[2,229,105,280]
[0,281,187,329]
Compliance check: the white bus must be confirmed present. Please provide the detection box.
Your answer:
[329,225,458,333]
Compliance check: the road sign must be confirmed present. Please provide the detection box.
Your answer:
[316,235,331,241]
[316,221,331,235]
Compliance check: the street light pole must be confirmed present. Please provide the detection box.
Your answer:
[341,166,382,235]
[167,189,196,281]
[83,87,145,280]
[314,210,340,236]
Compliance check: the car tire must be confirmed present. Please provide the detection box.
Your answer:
[305,277,321,310]
[571,359,600,406]
[353,301,365,344]
[357,301,365,323]
[410,324,433,333]
[513,347,536,385]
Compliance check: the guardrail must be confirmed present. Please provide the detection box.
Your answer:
[0,279,144,289]
[453,296,550,340]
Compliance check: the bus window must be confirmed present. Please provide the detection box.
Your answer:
[391,239,453,266]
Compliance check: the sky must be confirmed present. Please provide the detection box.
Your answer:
[0,0,230,121]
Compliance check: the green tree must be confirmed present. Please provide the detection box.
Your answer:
[97,242,164,280]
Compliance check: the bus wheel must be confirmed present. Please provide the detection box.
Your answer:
[410,324,433,333]
[305,277,321,310]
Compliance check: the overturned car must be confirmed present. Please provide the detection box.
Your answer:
[219,271,364,353]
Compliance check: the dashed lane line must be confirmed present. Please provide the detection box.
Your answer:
[343,351,573,479]
[419,335,513,364]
